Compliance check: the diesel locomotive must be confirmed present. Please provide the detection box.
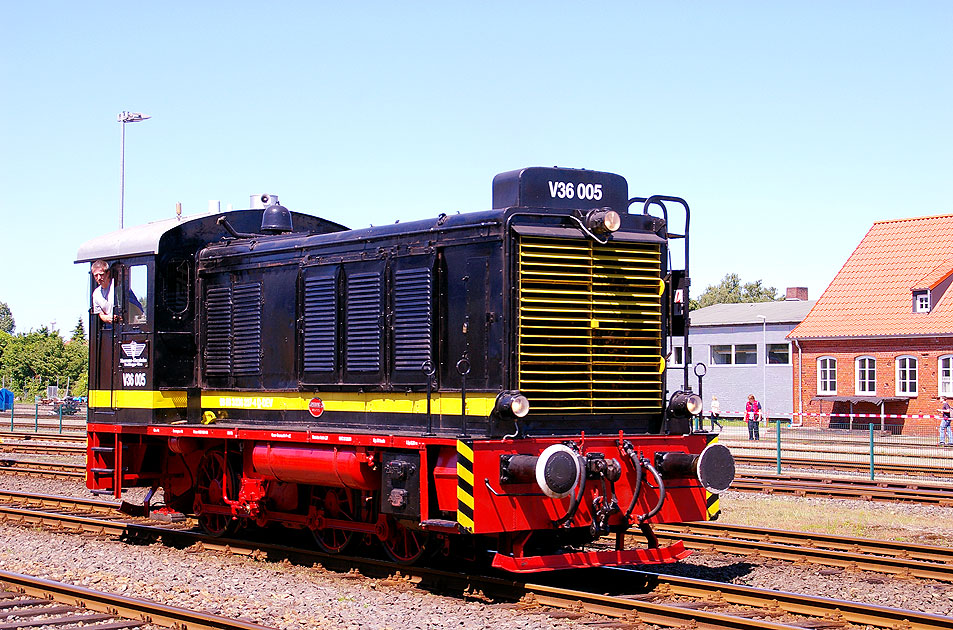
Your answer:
[77,166,734,572]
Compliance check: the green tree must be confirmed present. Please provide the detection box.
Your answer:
[0,301,14,334]
[0,330,10,388]
[71,318,86,342]
[0,327,89,399]
[691,273,778,310]
[63,334,89,396]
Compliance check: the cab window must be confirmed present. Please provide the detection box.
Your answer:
[127,264,149,324]
[161,259,191,316]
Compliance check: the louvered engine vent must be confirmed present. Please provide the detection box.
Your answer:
[517,236,663,415]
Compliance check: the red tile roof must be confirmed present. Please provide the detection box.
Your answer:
[913,256,953,290]
[789,214,953,339]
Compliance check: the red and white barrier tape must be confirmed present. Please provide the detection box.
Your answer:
[716,410,949,420]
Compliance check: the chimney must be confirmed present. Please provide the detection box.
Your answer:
[785,287,809,301]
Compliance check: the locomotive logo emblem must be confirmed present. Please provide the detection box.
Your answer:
[308,397,325,418]
[119,341,148,368]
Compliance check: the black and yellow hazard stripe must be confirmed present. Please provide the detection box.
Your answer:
[705,432,721,520]
[456,439,475,533]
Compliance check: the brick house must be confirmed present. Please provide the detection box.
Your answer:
[788,215,953,433]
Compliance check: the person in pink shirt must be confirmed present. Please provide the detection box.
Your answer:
[744,394,762,440]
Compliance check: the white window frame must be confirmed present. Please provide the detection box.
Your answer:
[818,356,837,395]
[855,356,876,395]
[710,345,733,365]
[939,355,953,396]
[733,343,757,365]
[710,343,760,366]
[915,292,931,313]
[767,342,791,365]
[895,355,918,396]
[670,346,692,367]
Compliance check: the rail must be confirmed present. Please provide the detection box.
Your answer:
[653,521,953,581]
[733,471,953,505]
[1,490,952,629]
[713,422,953,482]
[0,570,279,630]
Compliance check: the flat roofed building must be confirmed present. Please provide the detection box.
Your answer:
[667,295,815,420]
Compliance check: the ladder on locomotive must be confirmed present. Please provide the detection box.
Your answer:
[87,431,157,498]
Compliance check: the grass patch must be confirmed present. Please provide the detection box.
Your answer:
[717,492,953,545]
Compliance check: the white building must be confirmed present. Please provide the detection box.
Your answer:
[666,290,815,420]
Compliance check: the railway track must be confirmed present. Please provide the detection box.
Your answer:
[653,521,953,582]
[0,431,85,443]
[0,459,84,479]
[735,453,953,479]
[3,457,953,506]
[6,430,953,482]
[589,568,953,630]
[0,441,85,456]
[0,570,278,630]
[0,490,951,629]
[735,472,953,505]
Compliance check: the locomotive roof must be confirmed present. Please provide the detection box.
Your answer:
[75,210,348,263]
[196,204,666,261]
[195,208,541,260]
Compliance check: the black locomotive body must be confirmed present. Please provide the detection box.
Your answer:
[78,167,733,572]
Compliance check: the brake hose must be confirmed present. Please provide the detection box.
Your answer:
[554,454,587,527]
[623,446,644,521]
[637,462,666,523]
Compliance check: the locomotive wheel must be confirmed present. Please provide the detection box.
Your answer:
[194,449,239,538]
[382,518,430,565]
[311,487,357,554]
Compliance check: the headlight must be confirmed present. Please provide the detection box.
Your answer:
[495,391,530,418]
[667,390,703,419]
[585,208,621,233]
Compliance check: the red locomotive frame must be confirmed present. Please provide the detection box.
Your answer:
[88,421,723,571]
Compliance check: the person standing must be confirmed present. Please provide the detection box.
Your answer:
[938,396,952,446]
[744,394,762,440]
[710,395,723,431]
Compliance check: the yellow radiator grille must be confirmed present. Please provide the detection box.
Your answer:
[517,236,663,415]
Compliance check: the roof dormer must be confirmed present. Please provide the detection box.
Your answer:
[912,289,931,313]
[911,256,953,314]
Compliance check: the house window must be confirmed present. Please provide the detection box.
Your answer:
[767,343,791,365]
[855,356,876,395]
[671,346,692,367]
[914,291,930,313]
[818,356,836,395]
[939,355,953,396]
[734,344,757,364]
[710,344,758,365]
[896,356,918,396]
[711,345,732,365]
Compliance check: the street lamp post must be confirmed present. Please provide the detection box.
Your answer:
[118,111,151,229]
[757,314,767,417]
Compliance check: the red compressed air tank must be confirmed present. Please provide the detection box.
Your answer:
[251,444,380,490]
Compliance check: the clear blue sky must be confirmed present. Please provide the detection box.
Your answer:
[1,2,950,334]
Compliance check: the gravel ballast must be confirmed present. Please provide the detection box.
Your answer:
[0,476,588,630]
[2,475,953,626]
